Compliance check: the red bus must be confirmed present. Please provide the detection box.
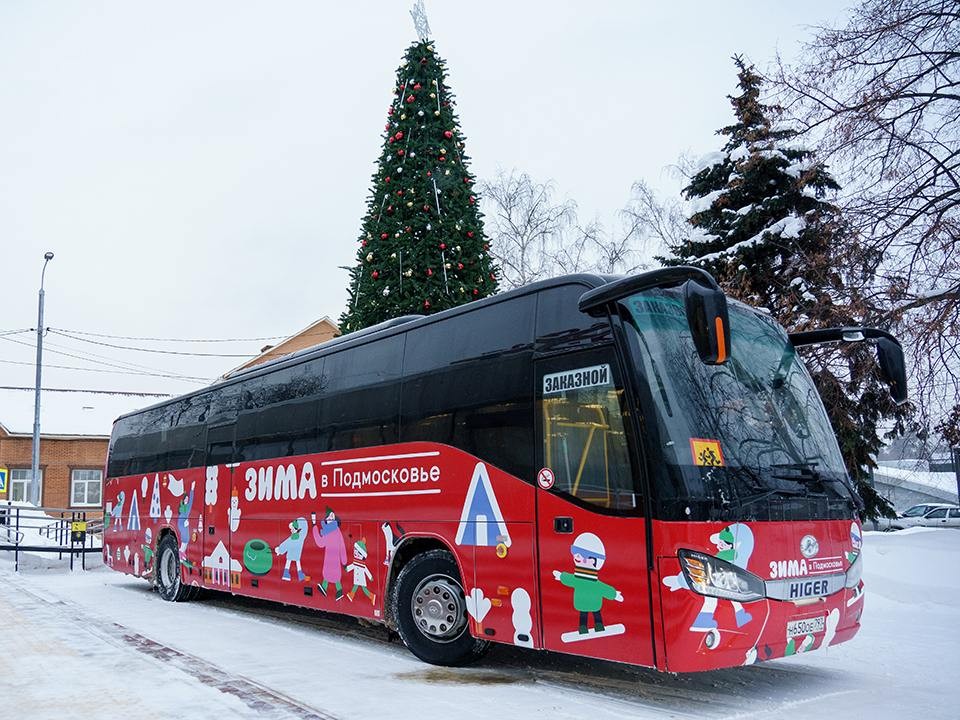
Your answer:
[103,268,906,672]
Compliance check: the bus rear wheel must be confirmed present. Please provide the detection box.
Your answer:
[156,533,197,602]
[392,549,488,666]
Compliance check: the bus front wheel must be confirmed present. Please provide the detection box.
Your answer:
[156,533,197,602]
[392,549,489,666]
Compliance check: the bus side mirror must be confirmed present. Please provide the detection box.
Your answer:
[876,337,908,405]
[683,280,731,365]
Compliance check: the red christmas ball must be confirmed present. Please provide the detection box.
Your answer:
[406,94,415,103]
[443,130,453,139]
[385,176,391,183]
[397,149,405,156]
[361,240,367,246]
[426,268,433,276]
[426,170,432,176]
[371,271,379,279]
[387,205,394,213]
[463,176,472,184]
[467,231,474,238]
[388,107,394,116]
[388,137,395,144]
[439,243,446,250]
[396,190,403,196]
[380,233,389,239]
[469,196,476,204]
[473,288,479,296]
[413,83,422,90]
[439,155,446,162]
[423,204,430,211]
[489,273,496,281]
[420,58,428,66]
[424,299,431,309]
[405,226,412,233]
[395,131,404,140]
[457,262,464,270]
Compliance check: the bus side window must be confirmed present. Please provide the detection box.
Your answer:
[538,350,637,511]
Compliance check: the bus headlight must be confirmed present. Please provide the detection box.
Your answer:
[845,551,863,588]
[678,549,765,602]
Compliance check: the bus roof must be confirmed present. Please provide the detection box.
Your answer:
[112,272,613,425]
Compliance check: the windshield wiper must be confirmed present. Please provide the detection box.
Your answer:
[771,462,864,512]
[736,487,806,510]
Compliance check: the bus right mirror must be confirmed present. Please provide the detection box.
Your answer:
[683,280,731,365]
[876,337,908,405]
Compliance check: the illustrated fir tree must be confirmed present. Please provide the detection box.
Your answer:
[663,56,907,519]
[339,18,497,333]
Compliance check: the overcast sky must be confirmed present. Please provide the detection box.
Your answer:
[0,1,849,432]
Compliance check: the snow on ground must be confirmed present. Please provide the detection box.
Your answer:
[1,528,958,720]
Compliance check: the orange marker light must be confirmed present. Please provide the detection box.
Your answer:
[714,316,727,363]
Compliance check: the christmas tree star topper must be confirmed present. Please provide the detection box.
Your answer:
[410,0,431,42]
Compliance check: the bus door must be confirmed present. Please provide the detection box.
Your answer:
[534,349,654,665]
[201,422,237,589]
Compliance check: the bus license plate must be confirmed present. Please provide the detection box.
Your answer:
[787,616,825,637]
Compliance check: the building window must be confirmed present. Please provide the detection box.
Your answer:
[10,468,42,503]
[71,469,102,507]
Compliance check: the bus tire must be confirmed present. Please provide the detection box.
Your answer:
[156,533,194,602]
[392,549,489,666]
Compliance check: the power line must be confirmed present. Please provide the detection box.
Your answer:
[50,327,287,343]
[49,330,258,358]
[0,358,211,383]
[0,337,211,382]
[0,385,172,398]
[0,329,31,337]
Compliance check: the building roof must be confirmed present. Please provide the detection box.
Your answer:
[222,316,339,378]
[0,388,149,438]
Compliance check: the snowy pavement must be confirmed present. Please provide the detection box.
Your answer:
[2,528,958,720]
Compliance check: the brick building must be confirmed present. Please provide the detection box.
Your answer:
[0,423,107,509]
[0,389,144,510]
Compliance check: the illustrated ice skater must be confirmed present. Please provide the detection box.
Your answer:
[275,517,310,582]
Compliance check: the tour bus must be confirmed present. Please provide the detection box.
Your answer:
[103,267,906,672]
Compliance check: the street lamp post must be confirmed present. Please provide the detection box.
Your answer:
[30,251,54,506]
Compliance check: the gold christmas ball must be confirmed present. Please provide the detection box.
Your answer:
[405,269,413,277]
[430,92,436,99]
[445,169,450,175]
[434,110,440,116]
[432,79,437,86]
[366,252,373,262]
[406,201,413,207]
[391,253,397,259]
[400,114,407,120]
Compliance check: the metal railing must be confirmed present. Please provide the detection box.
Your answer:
[0,502,102,572]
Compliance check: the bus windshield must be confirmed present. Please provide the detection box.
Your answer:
[620,287,855,521]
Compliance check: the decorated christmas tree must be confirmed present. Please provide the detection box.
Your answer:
[663,57,907,519]
[339,4,497,333]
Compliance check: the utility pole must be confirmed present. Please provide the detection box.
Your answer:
[30,251,54,506]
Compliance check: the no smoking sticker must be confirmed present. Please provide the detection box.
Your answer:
[537,467,555,490]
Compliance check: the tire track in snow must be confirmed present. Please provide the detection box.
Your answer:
[8,577,337,720]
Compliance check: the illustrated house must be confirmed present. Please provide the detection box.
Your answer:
[202,541,242,589]
[455,462,511,548]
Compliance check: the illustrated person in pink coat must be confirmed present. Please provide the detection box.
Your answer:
[311,507,347,600]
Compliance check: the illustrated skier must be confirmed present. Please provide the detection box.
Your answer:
[552,532,623,635]
[311,507,347,600]
[275,517,310,582]
[177,481,196,568]
[110,491,125,532]
[663,523,756,631]
[345,538,376,604]
[140,528,155,577]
